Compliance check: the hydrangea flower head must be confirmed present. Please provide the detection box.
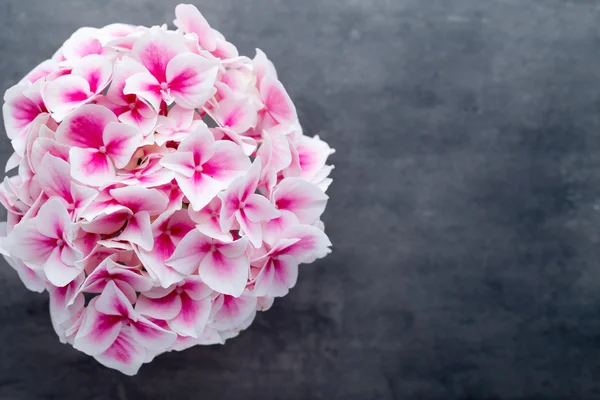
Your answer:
[0,3,333,375]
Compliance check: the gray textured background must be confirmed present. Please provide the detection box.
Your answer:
[2,0,600,399]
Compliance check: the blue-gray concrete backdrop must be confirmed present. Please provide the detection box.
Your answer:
[2,0,600,398]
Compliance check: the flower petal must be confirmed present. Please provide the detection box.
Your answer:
[199,249,248,297]
[136,291,182,321]
[168,293,211,337]
[273,177,328,224]
[43,75,92,122]
[237,210,263,248]
[55,104,115,149]
[106,56,147,105]
[131,27,188,83]
[210,294,257,331]
[181,276,213,300]
[62,29,104,62]
[218,236,249,258]
[103,122,143,168]
[71,54,113,94]
[30,137,70,173]
[166,53,218,109]
[190,197,232,242]
[95,281,136,318]
[69,147,115,186]
[244,194,280,223]
[130,315,177,350]
[135,234,185,288]
[118,211,154,251]
[36,153,73,202]
[260,76,297,125]
[252,254,298,297]
[203,140,250,182]
[178,125,216,165]
[7,219,55,265]
[44,247,82,287]
[166,229,210,275]
[252,48,277,85]
[160,151,195,177]
[94,327,146,376]
[174,4,217,51]
[73,298,123,356]
[2,83,45,140]
[213,96,257,134]
[118,108,158,137]
[123,72,162,111]
[110,186,169,214]
[107,261,153,293]
[4,255,46,292]
[176,171,223,212]
[279,224,332,263]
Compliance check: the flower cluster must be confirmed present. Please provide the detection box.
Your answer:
[0,4,333,375]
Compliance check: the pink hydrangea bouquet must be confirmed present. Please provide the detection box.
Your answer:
[0,4,333,375]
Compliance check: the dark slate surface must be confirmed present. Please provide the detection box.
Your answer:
[2,0,600,398]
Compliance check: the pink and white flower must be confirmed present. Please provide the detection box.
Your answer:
[44,54,113,122]
[136,276,213,337]
[219,158,280,247]
[79,255,153,303]
[102,56,158,137]
[3,81,48,155]
[124,27,219,110]
[7,197,83,286]
[135,209,195,287]
[160,125,249,211]
[73,281,176,375]
[0,3,333,376]
[251,225,332,297]
[55,104,143,185]
[167,229,250,297]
